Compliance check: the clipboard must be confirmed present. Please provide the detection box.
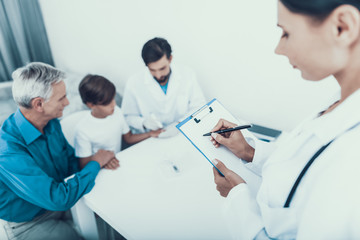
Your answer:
[176,98,251,177]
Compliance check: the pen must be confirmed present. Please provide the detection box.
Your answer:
[203,124,252,136]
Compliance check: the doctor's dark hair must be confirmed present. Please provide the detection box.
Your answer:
[141,37,172,66]
[280,0,360,22]
[79,74,116,106]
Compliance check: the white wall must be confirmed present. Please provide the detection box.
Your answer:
[39,0,339,131]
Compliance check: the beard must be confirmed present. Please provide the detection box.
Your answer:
[154,69,171,84]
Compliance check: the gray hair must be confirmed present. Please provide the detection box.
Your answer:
[12,62,66,109]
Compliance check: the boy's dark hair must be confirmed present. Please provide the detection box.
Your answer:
[79,74,116,105]
[141,37,172,66]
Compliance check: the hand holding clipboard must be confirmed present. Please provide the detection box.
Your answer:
[176,99,256,177]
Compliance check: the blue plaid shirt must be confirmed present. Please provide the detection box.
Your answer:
[0,109,100,222]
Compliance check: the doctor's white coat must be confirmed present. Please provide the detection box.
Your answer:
[226,89,360,239]
[121,65,206,132]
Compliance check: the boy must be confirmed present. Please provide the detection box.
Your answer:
[74,74,162,169]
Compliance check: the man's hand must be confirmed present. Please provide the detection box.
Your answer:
[149,129,164,138]
[210,119,254,162]
[213,159,245,197]
[92,150,115,168]
[157,123,179,138]
[104,157,120,170]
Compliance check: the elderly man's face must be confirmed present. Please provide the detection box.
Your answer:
[147,54,172,85]
[42,81,69,119]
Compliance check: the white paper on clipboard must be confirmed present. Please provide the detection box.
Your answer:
[176,98,256,181]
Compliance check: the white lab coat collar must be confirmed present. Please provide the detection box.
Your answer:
[307,89,360,144]
[143,65,181,96]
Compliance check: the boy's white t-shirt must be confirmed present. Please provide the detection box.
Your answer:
[74,106,130,157]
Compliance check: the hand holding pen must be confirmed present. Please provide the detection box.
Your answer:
[203,124,252,136]
[209,119,255,162]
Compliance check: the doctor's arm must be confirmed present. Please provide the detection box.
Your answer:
[121,85,148,132]
[213,159,268,239]
[211,119,255,162]
[211,119,276,176]
[212,159,246,197]
[122,129,163,144]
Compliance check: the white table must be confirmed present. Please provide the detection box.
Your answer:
[73,133,262,240]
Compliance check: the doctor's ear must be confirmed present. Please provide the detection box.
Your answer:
[31,97,44,112]
[330,5,360,46]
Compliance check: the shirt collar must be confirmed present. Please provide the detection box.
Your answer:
[14,109,43,145]
[144,65,179,85]
[311,89,360,143]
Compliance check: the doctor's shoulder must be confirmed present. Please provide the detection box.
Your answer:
[173,64,197,82]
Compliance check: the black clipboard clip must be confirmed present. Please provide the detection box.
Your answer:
[191,106,213,123]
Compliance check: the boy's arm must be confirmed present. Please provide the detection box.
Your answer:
[122,130,163,144]
[74,128,94,169]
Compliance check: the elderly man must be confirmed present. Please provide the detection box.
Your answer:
[121,37,206,135]
[0,62,114,239]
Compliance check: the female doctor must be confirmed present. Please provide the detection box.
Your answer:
[211,0,360,239]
